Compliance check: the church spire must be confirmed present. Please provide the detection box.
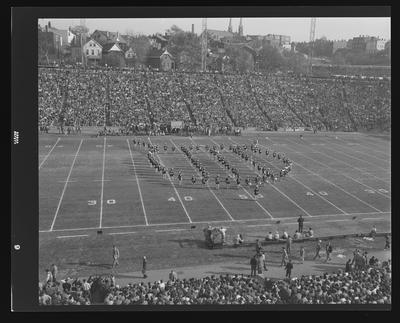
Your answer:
[228,18,232,33]
[238,18,243,36]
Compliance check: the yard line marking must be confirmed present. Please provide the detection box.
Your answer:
[109,231,137,235]
[56,234,88,239]
[94,179,111,182]
[325,219,351,223]
[39,211,391,233]
[285,138,391,200]
[246,139,347,215]
[127,139,149,226]
[170,139,235,222]
[361,217,387,221]
[262,137,385,213]
[39,137,60,170]
[307,143,390,181]
[155,228,188,233]
[57,180,78,183]
[332,135,390,157]
[227,138,314,217]
[99,137,107,229]
[148,137,192,223]
[319,137,390,166]
[210,139,274,218]
[192,137,273,219]
[50,139,83,231]
[247,224,272,227]
[305,138,390,172]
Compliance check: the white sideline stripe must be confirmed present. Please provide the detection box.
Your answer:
[207,138,274,219]
[50,139,83,231]
[155,228,188,233]
[148,137,193,223]
[57,234,88,239]
[109,231,137,235]
[39,137,60,170]
[170,138,235,222]
[262,137,385,213]
[285,138,391,200]
[228,138,313,217]
[94,179,112,182]
[99,137,107,228]
[246,139,347,215]
[39,211,391,233]
[127,139,149,226]
[325,219,350,223]
[361,217,388,221]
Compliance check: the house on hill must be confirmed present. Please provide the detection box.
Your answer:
[160,49,175,71]
[82,39,103,65]
[102,42,126,67]
[91,30,128,51]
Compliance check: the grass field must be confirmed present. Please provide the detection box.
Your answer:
[39,131,391,279]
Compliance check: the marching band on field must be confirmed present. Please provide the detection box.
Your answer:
[133,138,293,198]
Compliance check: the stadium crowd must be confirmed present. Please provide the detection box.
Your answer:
[38,68,391,134]
[39,256,391,305]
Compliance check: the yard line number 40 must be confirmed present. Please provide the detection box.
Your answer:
[88,199,116,205]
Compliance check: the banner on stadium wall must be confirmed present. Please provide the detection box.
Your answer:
[171,121,183,129]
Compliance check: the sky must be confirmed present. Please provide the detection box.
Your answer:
[39,17,391,42]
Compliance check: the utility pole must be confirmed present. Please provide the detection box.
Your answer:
[309,18,316,75]
[201,18,207,72]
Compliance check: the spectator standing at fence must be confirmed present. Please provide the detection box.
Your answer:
[169,270,178,282]
[112,245,120,269]
[299,246,305,264]
[44,269,53,285]
[50,264,58,283]
[345,259,353,273]
[142,256,148,278]
[297,215,304,233]
[250,255,257,277]
[326,242,333,262]
[313,240,322,260]
[285,260,293,279]
[384,235,390,249]
[286,235,293,255]
[281,247,289,267]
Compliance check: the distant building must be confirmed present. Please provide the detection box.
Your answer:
[206,29,235,42]
[160,49,175,71]
[366,38,386,53]
[332,40,348,54]
[83,39,102,65]
[91,30,128,51]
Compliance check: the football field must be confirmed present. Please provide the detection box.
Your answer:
[39,132,391,234]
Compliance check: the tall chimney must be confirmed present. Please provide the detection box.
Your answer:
[192,24,194,34]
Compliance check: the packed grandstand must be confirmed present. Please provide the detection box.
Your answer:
[38,67,391,135]
[39,257,391,305]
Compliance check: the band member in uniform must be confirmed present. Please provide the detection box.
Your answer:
[225,176,230,189]
[169,168,174,179]
[191,174,197,185]
[112,245,120,269]
[178,171,183,186]
[215,175,220,190]
[254,185,260,199]
[236,176,241,189]
[162,167,167,179]
[201,176,207,187]
[245,176,251,186]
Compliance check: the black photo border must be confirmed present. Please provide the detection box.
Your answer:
[11,2,395,315]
